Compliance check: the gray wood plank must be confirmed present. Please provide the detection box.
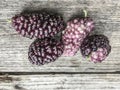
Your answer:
[0,0,120,72]
[0,74,120,90]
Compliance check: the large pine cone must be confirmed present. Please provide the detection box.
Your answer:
[62,18,94,56]
[28,38,64,65]
[12,12,65,39]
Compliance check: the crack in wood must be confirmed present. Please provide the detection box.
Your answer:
[14,85,26,90]
[0,74,20,83]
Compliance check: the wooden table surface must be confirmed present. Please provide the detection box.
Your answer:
[0,0,120,90]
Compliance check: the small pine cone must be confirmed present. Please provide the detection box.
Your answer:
[62,18,94,56]
[80,35,111,63]
[28,38,64,65]
[12,12,65,39]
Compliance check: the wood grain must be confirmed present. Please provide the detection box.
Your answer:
[0,0,120,73]
[0,0,120,89]
[0,74,120,90]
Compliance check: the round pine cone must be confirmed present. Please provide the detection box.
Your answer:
[62,18,94,56]
[80,35,111,63]
[28,38,64,65]
[12,12,65,39]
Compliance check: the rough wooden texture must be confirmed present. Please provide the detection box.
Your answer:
[0,0,120,72]
[0,0,120,89]
[0,74,120,90]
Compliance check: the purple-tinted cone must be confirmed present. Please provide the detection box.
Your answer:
[12,12,65,39]
[80,35,111,63]
[28,38,64,65]
[62,18,94,56]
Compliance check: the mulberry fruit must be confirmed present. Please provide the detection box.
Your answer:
[12,12,65,39]
[62,18,94,56]
[28,38,64,65]
[80,35,111,63]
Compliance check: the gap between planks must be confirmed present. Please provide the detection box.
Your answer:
[0,71,120,75]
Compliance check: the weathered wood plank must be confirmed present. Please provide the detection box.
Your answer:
[0,0,120,72]
[0,74,120,90]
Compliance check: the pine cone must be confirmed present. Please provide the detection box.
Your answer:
[28,38,64,65]
[12,12,65,39]
[80,35,111,63]
[62,18,94,56]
